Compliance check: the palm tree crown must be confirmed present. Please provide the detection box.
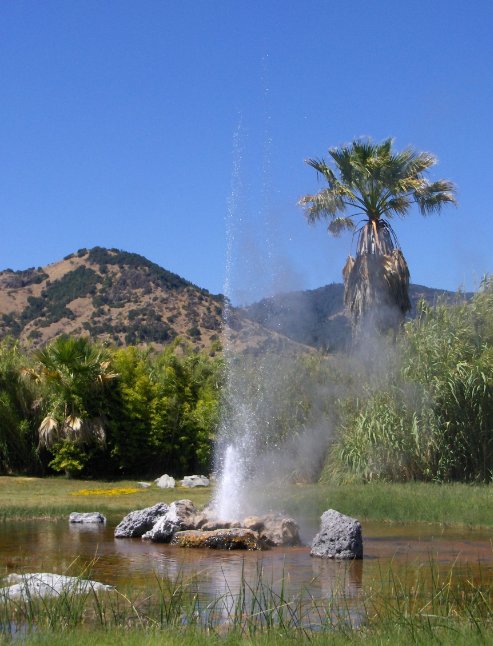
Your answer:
[300,137,456,234]
[299,138,456,337]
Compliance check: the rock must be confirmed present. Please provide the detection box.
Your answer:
[142,499,198,542]
[68,511,106,524]
[114,502,169,538]
[199,518,242,531]
[243,514,301,547]
[1,573,114,599]
[155,474,175,489]
[310,509,363,560]
[137,481,151,488]
[180,475,209,488]
[69,512,106,524]
[172,528,267,551]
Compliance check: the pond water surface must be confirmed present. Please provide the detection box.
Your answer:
[1,518,492,606]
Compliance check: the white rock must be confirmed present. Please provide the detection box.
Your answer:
[69,512,106,524]
[137,481,151,488]
[155,474,175,489]
[1,573,114,599]
[180,474,210,488]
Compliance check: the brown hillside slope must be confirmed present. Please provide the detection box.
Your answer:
[0,247,312,354]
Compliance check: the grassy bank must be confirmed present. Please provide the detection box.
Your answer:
[277,481,493,527]
[0,476,212,522]
[1,476,493,526]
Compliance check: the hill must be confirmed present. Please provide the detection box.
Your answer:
[0,247,468,353]
[0,247,225,349]
[242,283,470,352]
[0,247,310,353]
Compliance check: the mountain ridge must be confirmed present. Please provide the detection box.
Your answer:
[0,247,467,353]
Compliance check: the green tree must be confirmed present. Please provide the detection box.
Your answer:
[108,344,222,476]
[300,138,456,337]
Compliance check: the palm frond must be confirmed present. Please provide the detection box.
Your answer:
[299,188,347,222]
[38,416,59,448]
[327,217,355,236]
[65,415,83,432]
[382,195,412,217]
[414,179,457,215]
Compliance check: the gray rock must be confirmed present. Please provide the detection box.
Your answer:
[180,475,209,488]
[69,512,106,524]
[137,481,151,488]
[142,499,197,542]
[172,528,267,550]
[155,474,175,489]
[1,573,114,599]
[114,502,169,538]
[310,509,363,559]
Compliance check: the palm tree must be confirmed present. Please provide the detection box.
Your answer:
[24,336,117,448]
[299,138,456,339]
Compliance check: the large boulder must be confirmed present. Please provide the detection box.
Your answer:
[180,475,209,488]
[172,528,266,551]
[142,499,197,542]
[69,512,106,524]
[155,474,175,489]
[114,502,169,538]
[310,509,363,560]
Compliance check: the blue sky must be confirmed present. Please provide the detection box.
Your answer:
[1,1,492,304]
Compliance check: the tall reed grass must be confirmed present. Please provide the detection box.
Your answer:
[328,279,493,483]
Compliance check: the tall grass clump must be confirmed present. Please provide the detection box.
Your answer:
[328,278,493,482]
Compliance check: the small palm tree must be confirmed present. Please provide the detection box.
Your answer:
[25,336,117,448]
[299,138,456,338]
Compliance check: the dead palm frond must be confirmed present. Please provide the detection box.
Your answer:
[38,416,59,448]
[343,247,410,334]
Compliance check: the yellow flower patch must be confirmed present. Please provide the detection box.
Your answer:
[71,487,140,497]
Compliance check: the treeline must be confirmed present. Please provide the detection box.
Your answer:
[1,279,492,483]
[0,337,223,478]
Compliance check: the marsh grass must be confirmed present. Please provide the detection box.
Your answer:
[272,481,493,527]
[1,560,493,644]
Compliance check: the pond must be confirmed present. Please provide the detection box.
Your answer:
[1,517,492,606]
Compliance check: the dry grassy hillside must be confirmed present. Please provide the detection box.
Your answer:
[0,247,311,353]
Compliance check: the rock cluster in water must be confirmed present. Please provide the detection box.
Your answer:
[114,499,301,550]
[310,509,363,560]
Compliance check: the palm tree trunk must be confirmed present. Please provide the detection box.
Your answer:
[343,222,411,338]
